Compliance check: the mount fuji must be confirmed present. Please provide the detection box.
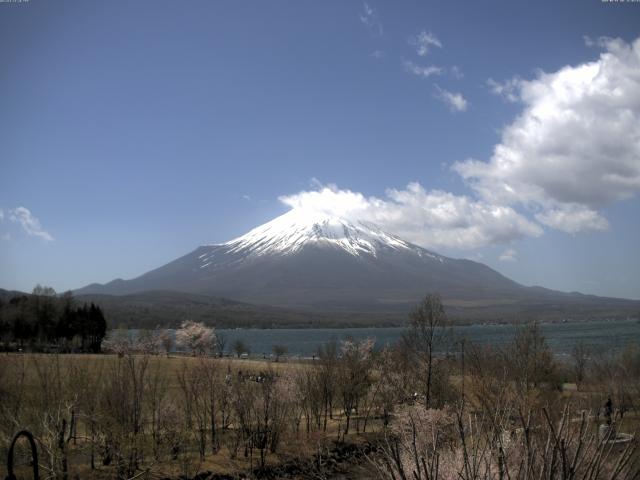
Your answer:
[76,210,640,319]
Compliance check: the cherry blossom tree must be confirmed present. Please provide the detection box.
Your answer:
[175,321,215,356]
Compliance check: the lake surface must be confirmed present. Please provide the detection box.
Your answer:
[216,318,640,358]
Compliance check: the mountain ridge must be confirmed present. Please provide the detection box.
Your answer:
[75,210,640,319]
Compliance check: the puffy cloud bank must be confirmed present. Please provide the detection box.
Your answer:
[280,184,541,250]
[456,37,640,234]
[280,37,640,250]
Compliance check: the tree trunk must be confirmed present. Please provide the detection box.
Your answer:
[426,347,433,408]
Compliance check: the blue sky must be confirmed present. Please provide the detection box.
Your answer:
[1,0,639,299]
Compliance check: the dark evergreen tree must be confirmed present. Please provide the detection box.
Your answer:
[10,296,35,347]
[0,297,9,345]
[88,303,107,352]
[56,293,77,350]
[0,288,109,352]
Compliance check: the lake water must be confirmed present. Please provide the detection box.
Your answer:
[216,318,640,358]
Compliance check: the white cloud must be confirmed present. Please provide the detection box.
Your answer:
[403,60,443,79]
[434,85,468,112]
[1,233,10,241]
[279,183,541,250]
[534,204,609,234]
[309,177,325,189]
[450,65,464,79]
[0,209,4,222]
[487,77,522,102]
[583,35,614,49]
[499,248,517,262]
[409,30,442,56]
[370,50,385,59]
[8,207,54,242]
[275,37,640,251]
[359,2,383,36]
[280,185,372,218]
[457,37,640,233]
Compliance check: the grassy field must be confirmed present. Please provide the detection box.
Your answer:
[2,347,638,480]
[0,352,381,479]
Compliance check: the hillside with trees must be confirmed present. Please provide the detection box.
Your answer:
[0,285,107,352]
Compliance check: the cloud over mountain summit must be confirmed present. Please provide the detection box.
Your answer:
[282,36,640,248]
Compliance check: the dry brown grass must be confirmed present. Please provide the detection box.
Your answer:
[0,352,380,480]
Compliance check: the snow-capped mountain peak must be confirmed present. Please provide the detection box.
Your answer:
[75,208,640,319]
[218,209,420,258]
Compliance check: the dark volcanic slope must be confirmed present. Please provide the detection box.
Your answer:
[74,290,396,329]
[76,241,530,310]
[76,211,640,317]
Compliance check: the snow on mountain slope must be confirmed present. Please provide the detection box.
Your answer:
[79,208,636,315]
[200,209,443,264]
[74,208,640,317]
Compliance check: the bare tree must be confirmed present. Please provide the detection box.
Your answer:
[408,293,450,408]
[369,346,404,429]
[337,338,374,435]
[373,403,639,480]
[317,339,339,431]
[100,351,150,478]
[508,322,558,397]
[157,329,174,356]
[294,368,323,433]
[198,356,222,454]
[272,344,288,362]
[233,339,249,358]
[177,358,218,461]
[215,332,227,357]
[145,360,170,461]
[68,360,104,470]
[571,341,590,390]
[31,355,73,480]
